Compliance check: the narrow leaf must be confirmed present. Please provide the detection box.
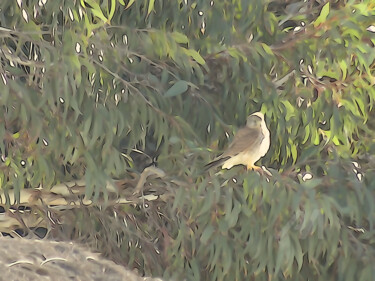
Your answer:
[182,48,206,65]
[164,80,189,97]
[172,32,189,44]
[147,0,155,16]
[200,225,214,244]
[126,0,136,9]
[314,3,330,27]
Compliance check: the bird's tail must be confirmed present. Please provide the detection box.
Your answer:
[204,156,230,171]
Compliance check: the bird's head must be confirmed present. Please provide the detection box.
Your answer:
[246,112,264,128]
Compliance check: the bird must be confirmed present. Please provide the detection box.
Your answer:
[205,112,270,171]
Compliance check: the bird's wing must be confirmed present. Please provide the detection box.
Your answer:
[222,127,264,157]
[204,156,231,171]
[204,126,264,170]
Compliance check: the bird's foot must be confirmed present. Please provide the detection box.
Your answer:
[247,165,272,177]
[247,165,261,171]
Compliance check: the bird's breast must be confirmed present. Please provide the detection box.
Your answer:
[259,127,270,157]
[222,151,256,169]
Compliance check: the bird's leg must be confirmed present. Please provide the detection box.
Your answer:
[247,164,272,177]
[253,166,262,172]
[253,166,263,172]
[246,164,261,171]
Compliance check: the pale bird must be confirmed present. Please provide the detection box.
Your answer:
[205,112,270,171]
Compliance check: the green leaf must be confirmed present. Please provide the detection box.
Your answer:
[108,0,116,21]
[147,0,155,16]
[291,234,304,271]
[200,225,214,244]
[126,0,136,9]
[172,32,189,44]
[338,60,347,80]
[182,48,206,65]
[302,125,310,144]
[291,144,297,163]
[354,96,365,116]
[261,43,273,55]
[314,2,330,27]
[84,0,108,22]
[164,80,189,97]
[225,200,241,228]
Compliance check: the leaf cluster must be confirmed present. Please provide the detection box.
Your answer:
[0,0,374,280]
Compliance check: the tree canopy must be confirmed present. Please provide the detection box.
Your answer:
[0,0,375,280]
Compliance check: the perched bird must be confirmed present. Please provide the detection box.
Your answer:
[205,112,270,171]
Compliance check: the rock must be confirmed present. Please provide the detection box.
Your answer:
[0,237,163,281]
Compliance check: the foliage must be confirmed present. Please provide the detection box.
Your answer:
[0,0,375,280]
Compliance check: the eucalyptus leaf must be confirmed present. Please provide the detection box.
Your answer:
[164,80,189,97]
